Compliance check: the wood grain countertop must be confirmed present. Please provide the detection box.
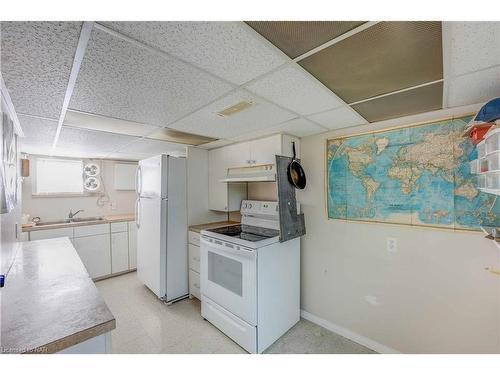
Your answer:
[22,213,135,232]
[188,220,240,233]
[0,237,115,353]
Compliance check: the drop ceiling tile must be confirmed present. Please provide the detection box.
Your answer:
[445,22,500,77]
[101,22,287,85]
[69,28,233,127]
[229,117,325,142]
[308,106,367,130]
[246,21,365,58]
[121,138,187,156]
[55,126,138,155]
[273,118,326,137]
[17,115,58,155]
[447,66,500,108]
[147,127,216,145]
[64,110,159,137]
[168,90,296,139]
[105,152,149,161]
[0,22,82,118]
[197,139,235,150]
[299,21,443,103]
[352,81,443,123]
[247,64,345,115]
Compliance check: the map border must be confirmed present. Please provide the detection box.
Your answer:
[324,111,485,232]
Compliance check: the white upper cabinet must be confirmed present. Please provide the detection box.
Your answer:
[114,163,137,190]
[249,135,282,166]
[207,134,300,212]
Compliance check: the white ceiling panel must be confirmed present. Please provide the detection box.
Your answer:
[169,90,296,139]
[197,139,235,150]
[229,118,325,142]
[247,64,345,115]
[69,28,233,127]
[445,22,500,77]
[308,106,368,129]
[119,138,187,156]
[0,22,82,119]
[447,66,500,108]
[105,152,149,161]
[101,22,287,85]
[64,110,159,137]
[55,126,138,156]
[18,115,58,155]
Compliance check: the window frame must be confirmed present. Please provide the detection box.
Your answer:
[31,157,96,197]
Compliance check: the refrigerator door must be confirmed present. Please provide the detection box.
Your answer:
[137,155,167,199]
[137,196,167,298]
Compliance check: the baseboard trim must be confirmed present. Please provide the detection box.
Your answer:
[300,309,401,354]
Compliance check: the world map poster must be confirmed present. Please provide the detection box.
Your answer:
[326,116,499,231]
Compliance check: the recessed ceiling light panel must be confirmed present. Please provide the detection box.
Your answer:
[217,101,254,117]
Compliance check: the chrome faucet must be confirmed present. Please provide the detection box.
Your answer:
[68,209,84,220]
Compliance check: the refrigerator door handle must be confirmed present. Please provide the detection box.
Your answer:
[135,165,142,196]
[135,198,141,229]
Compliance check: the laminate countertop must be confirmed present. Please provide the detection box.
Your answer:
[0,237,115,353]
[22,213,135,232]
[188,220,240,234]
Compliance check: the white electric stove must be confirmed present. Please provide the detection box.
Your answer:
[200,200,300,354]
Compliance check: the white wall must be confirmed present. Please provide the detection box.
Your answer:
[297,103,500,354]
[186,147,227,225]
[22,157,137,221]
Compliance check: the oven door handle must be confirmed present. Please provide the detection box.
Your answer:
[201,236,255,259]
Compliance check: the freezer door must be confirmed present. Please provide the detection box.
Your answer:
[137,197,167,298]
[138,155,167,199]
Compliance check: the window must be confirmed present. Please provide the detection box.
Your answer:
[34,158,84,195]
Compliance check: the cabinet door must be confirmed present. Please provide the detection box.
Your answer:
[128,221,137,269]
[29,227,73,241]
[226,142,251,168]
[111,232,129,274]
[73,234,111,279]
[249,135,282,166]
[208,147,229,211]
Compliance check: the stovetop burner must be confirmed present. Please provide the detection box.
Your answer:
[207,224,280,243]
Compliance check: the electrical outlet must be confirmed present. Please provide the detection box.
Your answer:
[386,237,397,253]
[364,295,379,306]
[110,202,116,210]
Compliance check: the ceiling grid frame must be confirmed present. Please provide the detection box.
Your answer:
[93,21,388,149]
[51,21,94,152]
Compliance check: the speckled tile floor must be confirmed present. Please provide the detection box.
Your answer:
[96,272,376,354]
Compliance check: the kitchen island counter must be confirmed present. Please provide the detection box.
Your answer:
[0,237,115,354]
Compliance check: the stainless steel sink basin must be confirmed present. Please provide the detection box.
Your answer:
[35,217,104,226]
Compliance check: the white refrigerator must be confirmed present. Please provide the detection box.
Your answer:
[135,154,188,303]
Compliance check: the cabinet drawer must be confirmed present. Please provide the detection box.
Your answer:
[29,227,73,241]
[189,269,201,300]
[111,222,128,233]
[74,223,110,237]
[188,244,200,273]
[188,231,200,246]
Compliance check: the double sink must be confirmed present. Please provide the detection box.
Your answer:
[35,216,105,226]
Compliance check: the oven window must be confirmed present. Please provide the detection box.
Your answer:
[208,252,243,296]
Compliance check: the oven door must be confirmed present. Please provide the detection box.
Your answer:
[200,235,257,326]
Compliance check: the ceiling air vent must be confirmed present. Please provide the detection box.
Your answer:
[217,101,253,117]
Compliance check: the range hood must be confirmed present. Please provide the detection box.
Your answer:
[220,164,276,183]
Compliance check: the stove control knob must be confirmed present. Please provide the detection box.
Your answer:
[248,203,252,209]
[243,203,248,209]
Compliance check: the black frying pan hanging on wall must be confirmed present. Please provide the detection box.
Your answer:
[287,142,306,189]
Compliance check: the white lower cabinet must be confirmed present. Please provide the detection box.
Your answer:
[128,221,137,269]
[188,230,201,300]
[73,234,111,279]
[27,220,136,279]
[29,227,73,241]
[111,231,129,274]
